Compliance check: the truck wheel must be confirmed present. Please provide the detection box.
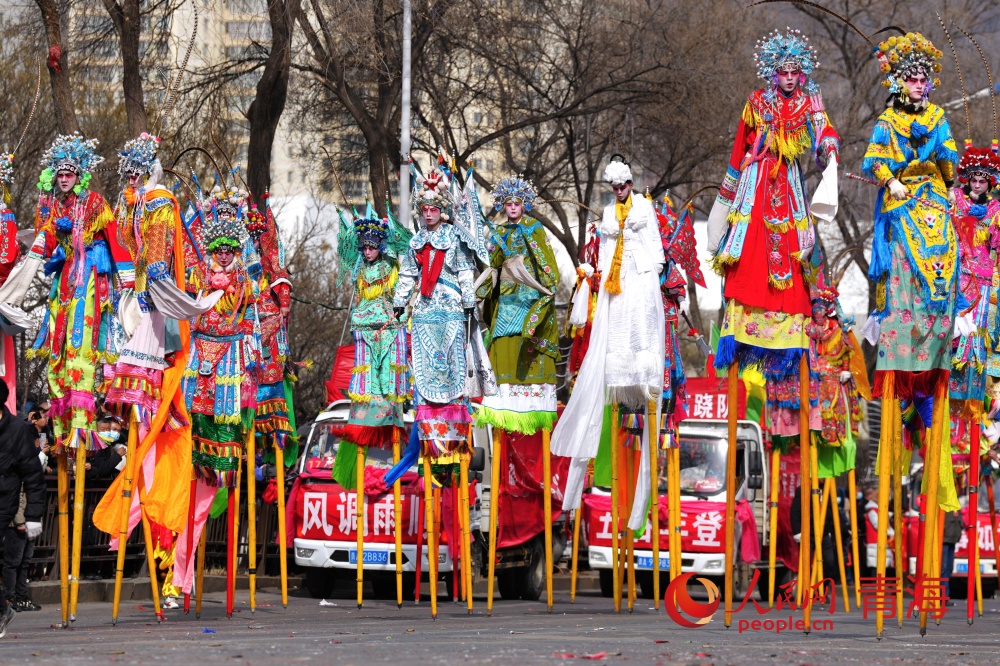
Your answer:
[599,569,614,597]
[370,573,398,600]
[638,572,664,600]
[497,569,523,600]
[982,580,997,600]
[520,537,545,601]
[949,577,967,600]
[304,569,337,599]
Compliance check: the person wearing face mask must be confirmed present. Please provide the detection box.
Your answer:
[85,413,127,479]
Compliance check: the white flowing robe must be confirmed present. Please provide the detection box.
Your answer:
[552,194,666,529]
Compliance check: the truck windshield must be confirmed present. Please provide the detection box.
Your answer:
[676,436,728,495]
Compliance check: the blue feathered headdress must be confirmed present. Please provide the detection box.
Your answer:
[117,132,161,177]
[491,175,537,211]
[755,28,819,85]
[38,133,103,195]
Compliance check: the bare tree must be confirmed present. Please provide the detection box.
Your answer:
[34,0,83,135]
[100,0,147,136]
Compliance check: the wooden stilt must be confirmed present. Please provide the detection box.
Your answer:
[799,355,813,632]
[195,526,207,619]
[875,388,893,639]
[768,448,780,607]
[487,427,502,615]
[414,465,425,605]
[647,400,660,609]
[810,470,830,590]
[392,429,403,608]
[809,445,823,593]
[69,442,87,621]
[935,507,944,625]
[226,488,237,618]
[423,456,438,619]
[847,468,862,609]
[246,427,257,613]
[460,451,473,614]
[892,408,904,627]
[274,445,289,607]
[184,477,196,614]
[542,427,554,612]
[570,506,582,602]
[56,452,70,627]
[452,470,459,603]
[610,403,621,613]
[724,363,738,627]
[112,421,140,625]
[826,478,850,612]
[625,445,637,613]
[356,444,366,609]
[137,478,163,622]
[919,380,946,636]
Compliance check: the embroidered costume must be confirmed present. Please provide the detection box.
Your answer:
[0,153,21,411]
[477,176,560,434]
[708,30,839,427]
[28,134,119,451]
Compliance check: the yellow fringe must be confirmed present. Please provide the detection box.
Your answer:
[975,225,990,246]
[351,364,372,374]
[358,265,398,301]
[768,274,792,291]
[605,234,624,294]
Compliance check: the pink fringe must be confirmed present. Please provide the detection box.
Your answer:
[51,390,97,416]
[416,403,470,423]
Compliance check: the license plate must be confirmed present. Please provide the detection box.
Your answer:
[635,556,669,570]
[956,563,968,574]
[349,550,389,565]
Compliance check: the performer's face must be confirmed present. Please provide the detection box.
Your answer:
[214,246,235,268]
[56,169,78,194]
[504,199,523,221]
[127,173,143,188]
[362,245,380,262]
[611,182,631,203]
[904,74,927,101]
[422,205,442,229]
[970,175,990,197]
[775,67,801,93]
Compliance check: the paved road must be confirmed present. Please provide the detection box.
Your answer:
[2,586,1000,664]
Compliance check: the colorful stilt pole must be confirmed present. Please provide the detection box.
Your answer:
[414,467,425,605]
[246,427,257,613]
[847,468,861,609]
[69,442,87,621]
[969,425,981,621]
[460,451,473,614]
[195,527,206,618]
[487,427,502,615]
[826,478,849,612]
[799,355,813,632]
[724,363,738,627]
[610,403,621,612]
[570,506,581,602]
[226,487,236,618]
[275,445,289,607]
[919,380,946,636]
[356,444,366,609]
[393,429,403,608]
[892,409,904,627]
[875,389,893,639]
[451,470,459,603]
[184,477,196,614]
[625,445,637,613]
[423,456,438,619]
[670,447,681,582]
[647,400,660,609]
[768,448,780,607]
[112,420,140,625]
[809,445,823,593]
[137,478,163,622]
[542,427,554,612]
[56,451,70,627]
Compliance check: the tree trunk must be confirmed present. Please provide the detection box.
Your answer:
[246,0,300,209]
[366,136,393,217]
[101,0,147,137]
[35,0,81,135]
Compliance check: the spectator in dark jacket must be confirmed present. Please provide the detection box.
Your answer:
[791,483,848,585]
[0,381,46,637]
[941,509,964,603]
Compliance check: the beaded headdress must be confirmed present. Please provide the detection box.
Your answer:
[38,133,103,194]
[876,32,943,95]
[203,184,248,219]
[413,165,452,221]
[0,153,13,185]
[957,144,1000,186]
[755,28,819,91]
[203,212,244,251]
[354,216,389,250]
[117,132,161,177]
[491,175,537,211]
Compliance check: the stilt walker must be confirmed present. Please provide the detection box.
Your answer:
[861,31,960,638]
[383,158,494,618]
[330,208,411,609]
[706,30,840,628]
[476,175,561,613]
[552,156,666,613]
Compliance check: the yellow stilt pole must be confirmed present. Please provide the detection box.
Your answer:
[875,389,893,639]
[611,403,621,613]
[423,456,438,619]
[274,445,289,607]
[246,426,257,613]
[974,522,983,617]
[69,442,87,621]
[809,445,823,592]
[356,444,366,609]
[570,506,582,603]
[112,422,140,625]
[393,430,403,608]
[827,478,850,612]
[487,428,502,615]
[799,356,813,632]
[625,445,636,613]
[724,363,738,627]
[809,470,829,591]
[56,452,70,627]
[647,400,660,609]
[137,478,163,622]
[194,527,207,618]
[919,382,946,636]
[542,428,554,613]
[460,451,473,614]
[847,468,862,609]
[892,410,904,627]
[768,448,780,607]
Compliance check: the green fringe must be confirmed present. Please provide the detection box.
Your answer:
[332,441,363,489]
[208,487,228,520]
[474,406,557,435]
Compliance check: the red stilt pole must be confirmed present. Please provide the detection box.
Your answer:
[414,477,425,604]
[969,427,980,624]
